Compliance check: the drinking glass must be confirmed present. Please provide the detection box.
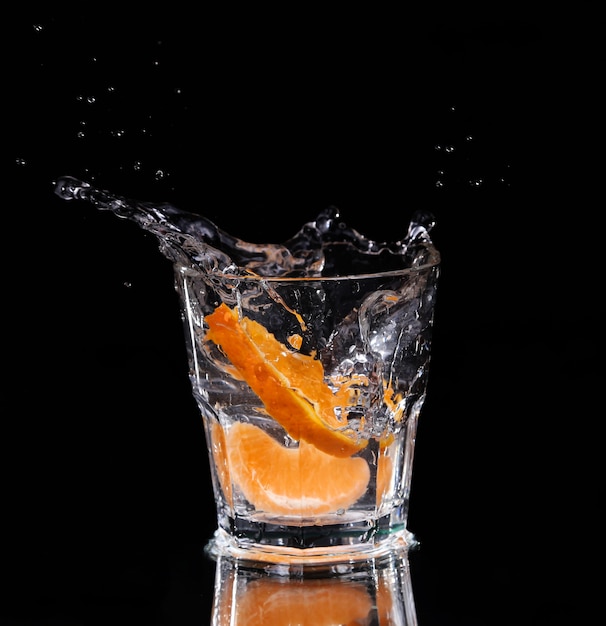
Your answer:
[176,257,439,564]
[54,176,440,565]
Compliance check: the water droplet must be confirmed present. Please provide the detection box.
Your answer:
[107,86,115,93]
[434,144,442,151]
[133,161,142,171]
[86,96,96,104]
[123,281,132,288]
[469,178,483,187]
[465,135,473,141]
[76,131,86,139]
[110,129,125,138]
[444,145,455,153]
[154,169,166,180]
[33,24,44,32]
[15,157,26,166]
[435,180,444,188]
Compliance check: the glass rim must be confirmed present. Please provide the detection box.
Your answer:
[179,257,440,282]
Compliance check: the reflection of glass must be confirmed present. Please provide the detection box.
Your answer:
[55,177,440,565]
[211,550,418,625]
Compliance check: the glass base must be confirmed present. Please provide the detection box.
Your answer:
[205,525,418,568]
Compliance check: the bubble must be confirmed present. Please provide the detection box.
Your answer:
[154,169,166,180]
[435,180,444,188]
[110,129,125,138]
[444,145,455,153]
[15,157,26,166]
[133,161,142,171]
[33,24,44,32]
[469,178,483,187]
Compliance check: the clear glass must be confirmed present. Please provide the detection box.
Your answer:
[211,550,418,624]
[176,263,439,564]
[53,176,440,565]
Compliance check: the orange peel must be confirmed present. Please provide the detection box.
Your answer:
[205,303,367,457]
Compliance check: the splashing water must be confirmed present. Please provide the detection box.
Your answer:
[54,175,441,547]
[54,176,439,279]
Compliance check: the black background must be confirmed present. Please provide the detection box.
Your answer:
[5,8,603,624]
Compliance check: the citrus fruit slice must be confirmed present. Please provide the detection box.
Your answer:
[205,303,367,457]
[230,576,373,626]
[208,421,232,506]
[226,422,370,516]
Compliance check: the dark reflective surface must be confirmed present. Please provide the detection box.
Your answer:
[6,8,600,624]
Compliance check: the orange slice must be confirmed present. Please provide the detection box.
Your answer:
[229,577,373,626]
[226,422,370,516]
[208,421,232,506]
[205,303,367,457]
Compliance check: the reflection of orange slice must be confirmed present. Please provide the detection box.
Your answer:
[227,422,370,516]
[233,577,373,625]
[376,574,396,624]
[205,303,367,457]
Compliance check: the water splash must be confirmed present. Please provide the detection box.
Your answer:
[54,176,440,278]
